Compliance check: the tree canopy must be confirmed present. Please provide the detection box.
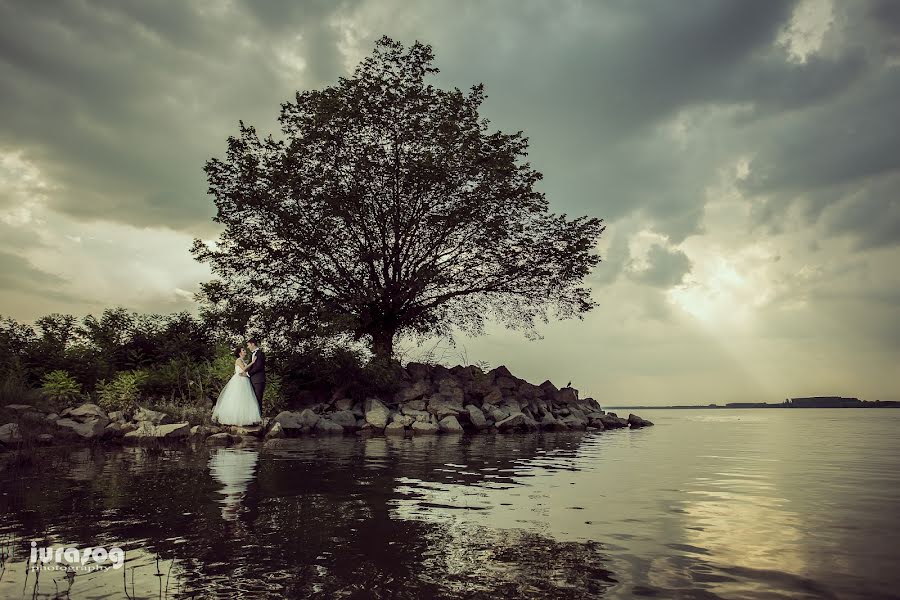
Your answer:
[193,36,605,362]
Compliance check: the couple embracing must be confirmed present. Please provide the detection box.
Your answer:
[211,338,266,426]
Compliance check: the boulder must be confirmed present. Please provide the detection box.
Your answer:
[628,414,654,428]
[485,404,511,423]
[333,397,354,411]
[37,433,54,444]
[206,432,235,446]
[69,403,107,420]
[465,405,488,429]
[271,410,313,432]
[438,415,464,433]
[392,414,415,427]
[384,421,407,436]
[401,404,429,418]
[481,388,503,406]
[539,380,559,395]
[365,398,391,429]
[329,410,358,430]
[5,404,36,413]
[394,380,430,403]
[0,422,21,444]
[314,418,344,434]
[539,413,565,431]
[411,421,439,435]
[265,422,286,439]
[45,413,59,422]
[103,422,126,439]
[133,407,172,425]
[190,425,212,437]
[437,379,465,404]
[56,417,108,439]
[496,413,526,431]
[108,411,126,422]
[559,414,587,430]
[554,388,579,405]
[425,395,463,419]
[405,362,431,381]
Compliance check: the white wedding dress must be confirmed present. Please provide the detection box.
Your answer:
[211,360,262,426]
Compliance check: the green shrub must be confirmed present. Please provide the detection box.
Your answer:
[0,374,42,408]
[96,370,148,412]
[40,370,82,407]
[262,374,285,416]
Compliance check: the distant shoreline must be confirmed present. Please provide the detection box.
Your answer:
[606,404,900,410]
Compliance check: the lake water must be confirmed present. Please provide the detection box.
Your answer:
[1,408,899,599]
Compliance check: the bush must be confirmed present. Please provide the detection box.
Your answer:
[96,370,148,412]
[0,374,42,408]
[40,370,83,408]
[262,374,285,415]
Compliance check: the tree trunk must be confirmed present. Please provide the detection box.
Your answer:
[370,328,395,364]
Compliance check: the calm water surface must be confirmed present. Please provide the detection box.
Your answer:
[1,408,899,599]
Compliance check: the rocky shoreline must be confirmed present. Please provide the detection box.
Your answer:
[0,363,652,450]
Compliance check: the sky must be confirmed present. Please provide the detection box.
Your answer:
[1,0,898,405]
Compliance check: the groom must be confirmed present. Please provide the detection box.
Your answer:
[245,338,266,413]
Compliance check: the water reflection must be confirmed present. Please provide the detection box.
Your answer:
[1,410,899,598]
[208,448,259,521]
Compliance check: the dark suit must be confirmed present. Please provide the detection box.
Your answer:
[246,348,266,412]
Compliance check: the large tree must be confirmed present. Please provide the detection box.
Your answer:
[193,37,604,363]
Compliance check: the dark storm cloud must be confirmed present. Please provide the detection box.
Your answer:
[0,0,354,232]
[630,244,692,288]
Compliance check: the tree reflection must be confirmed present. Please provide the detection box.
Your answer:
[0,433,617,598]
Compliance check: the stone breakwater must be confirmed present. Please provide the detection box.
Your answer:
[0,364,652,450]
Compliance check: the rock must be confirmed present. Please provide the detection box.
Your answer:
[314,418,344,434]
[628,414,654,428]
[364,398,391,429]
[394,380,430,403]
[539,380,558,394]
[465,405,488,429]
[401,405,429,418]
[554,388,579,405]
[599,414,628,429]
[5,404,36,413]
[485,404,511,423]
[103,422,126,439]
[540,413,566,431]
[333,397,354,411]
[123,422,189,440]
[69,403,107,420]
[265,422,286,439]
[405,362,431,381]
[489,365,514,380]
[0,423,21,444]
[439,415,463,433]
[559,414,587,430]
[45,413,59,422]
[496,413,526,431]
[231,425,263,437]
[403,398,427,411]
[425,395,463,419]
[481,388,503,406]
[271,409,318,433]
[108,411,126,422]
[384,421,407,435]
[133,407,172,425]
[152,422,190,438]
[437,379,464,404]
[392,414,415,427]
[329,410,358,430]
[206,432,234,446]
[56,417,108,439]
[495,376,518,390]
[37,433,54,444]
[411,421,439,435]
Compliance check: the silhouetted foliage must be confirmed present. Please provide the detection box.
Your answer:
[194,36,604,363]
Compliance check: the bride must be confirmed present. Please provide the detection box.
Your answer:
[212,346,262,426]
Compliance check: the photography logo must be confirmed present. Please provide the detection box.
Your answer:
[29,542,125,572]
